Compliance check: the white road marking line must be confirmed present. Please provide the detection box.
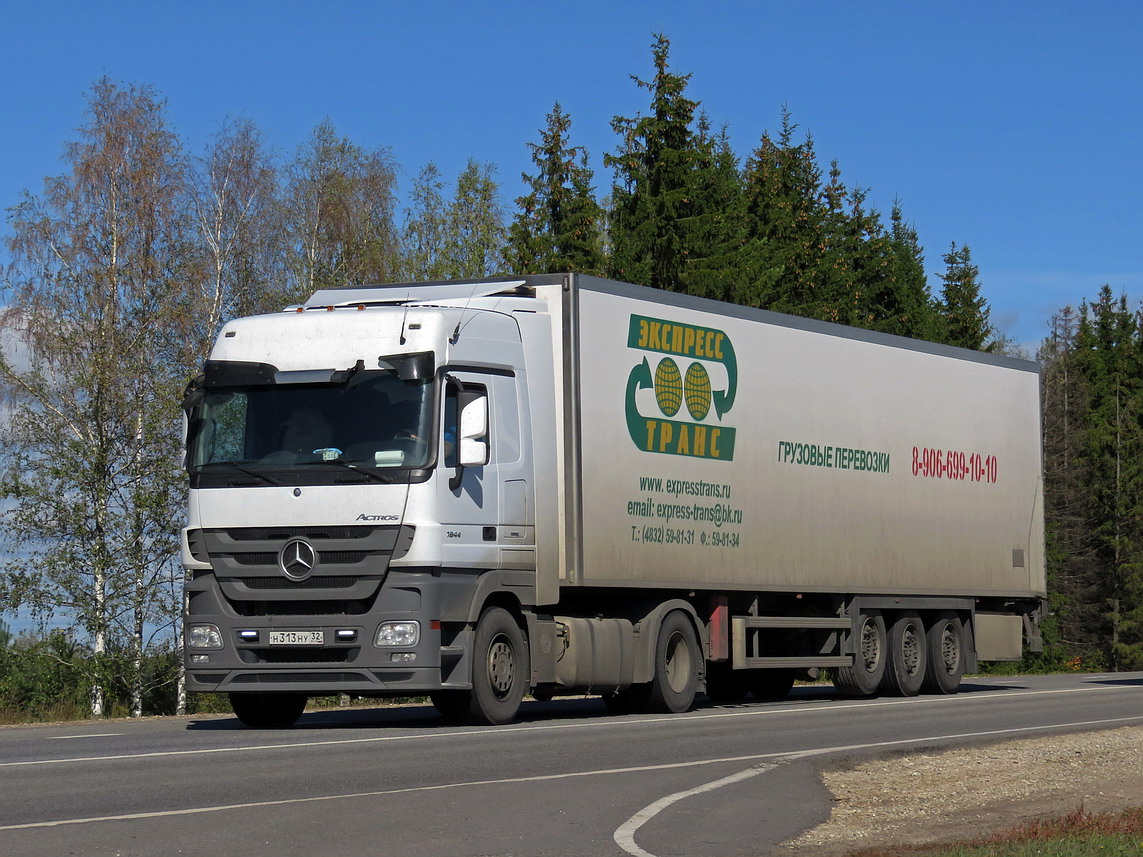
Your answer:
[614,765,779,857]
[45,734,124,740]
[2,682,1140,769]
[5,714,1143,833]
[612,712,1143,857]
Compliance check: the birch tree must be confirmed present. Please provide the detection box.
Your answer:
[0,79,189,717]
[283,120,400,300]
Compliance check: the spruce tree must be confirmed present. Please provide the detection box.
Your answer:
[1039,306,1098,665]
[505,103,603,275]
[606,33,700,292]
[939,242,992,350]
[738,110,831,315]
[1072,288,1143,669]
[678,118,745,302]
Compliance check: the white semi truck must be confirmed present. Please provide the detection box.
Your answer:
[182,274,1047,727]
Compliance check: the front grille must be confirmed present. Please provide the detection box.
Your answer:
[232,553,277,566]
[232,551,367,567]
[202,526,401,609]
[319,551,368,564]
[237,576,362,590]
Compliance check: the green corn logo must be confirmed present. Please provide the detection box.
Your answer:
[625,315,738,460]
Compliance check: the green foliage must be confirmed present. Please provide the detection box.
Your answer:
[1039,289,1143,670]
[606,33,701,291]
[0,630,190,721]
[939,242,993,349]
[401,162,451,280]
[1,78,189,717]
[401,160,505,279]
[505,102,604,275]
[283,119,400,298]
[446,160,505,278]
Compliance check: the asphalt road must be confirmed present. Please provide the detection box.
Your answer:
[3,672,1142,857]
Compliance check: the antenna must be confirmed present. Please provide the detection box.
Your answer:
[398,292,412,344]
[450,282,482,344]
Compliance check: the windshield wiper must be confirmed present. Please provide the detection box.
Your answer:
[197,460,282,486]
[295,459,396,483]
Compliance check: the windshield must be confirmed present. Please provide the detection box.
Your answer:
[188,371,434,476]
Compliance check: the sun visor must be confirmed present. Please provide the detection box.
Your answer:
[203,360,279,388]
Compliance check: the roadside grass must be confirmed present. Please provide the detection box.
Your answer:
[849,807,1143,857]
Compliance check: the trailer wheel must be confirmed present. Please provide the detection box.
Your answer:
[880,611,927,696]
[922,612,965,694]
[228,692,307,729]
[833,610,886,697]
[749,669,796,701]
[635,611,700,713]
[705,662,749,702]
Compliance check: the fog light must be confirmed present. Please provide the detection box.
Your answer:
[375,621,419,647]
[188,624,223,650]
[190,654,211,664]
[390,652,416,663]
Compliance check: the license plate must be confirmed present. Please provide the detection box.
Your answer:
[268,630,324,646]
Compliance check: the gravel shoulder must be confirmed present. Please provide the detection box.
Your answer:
[783,725,1143,854]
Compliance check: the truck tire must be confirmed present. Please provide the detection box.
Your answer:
[705,662,749,702]
[435,607,530,725]
[749,669,796,701]
[879,611,927,696]
[228,692,307,729]
[923,611,966,694]
[634,611,700,713]
[833,610,886,697]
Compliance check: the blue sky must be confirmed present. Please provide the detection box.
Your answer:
[1,1,1140,348]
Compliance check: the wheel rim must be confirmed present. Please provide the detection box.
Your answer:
[859,617,881,674]
[901,623,921,677]
[487,634,515,699]
[940,625,961,675]
[664,631,693,693]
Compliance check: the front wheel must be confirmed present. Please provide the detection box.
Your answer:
[633,611,700,713]
[228,692,307,729]
[438,607,529,725]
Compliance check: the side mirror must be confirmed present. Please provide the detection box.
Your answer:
[458,395,489,467]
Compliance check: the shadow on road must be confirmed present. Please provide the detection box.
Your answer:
[1090,676,1143,688]
[185,679,1017,732]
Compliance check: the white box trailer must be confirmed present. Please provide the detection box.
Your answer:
[182,274,1046,726]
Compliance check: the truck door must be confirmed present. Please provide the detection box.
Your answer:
[438,371,502,568]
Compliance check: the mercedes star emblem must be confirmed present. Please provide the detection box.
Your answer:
[279,538,317,580]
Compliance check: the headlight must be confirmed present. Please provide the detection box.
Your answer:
[188,624,223,650]
[375,621,420,647]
